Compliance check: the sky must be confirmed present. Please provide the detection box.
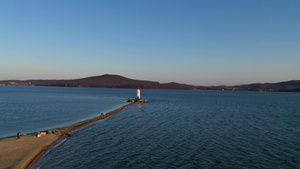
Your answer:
[0,0,299,86]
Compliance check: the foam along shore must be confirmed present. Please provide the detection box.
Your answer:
[0,103,135,169]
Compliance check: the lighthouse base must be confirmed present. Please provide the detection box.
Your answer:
[127,98,148,103]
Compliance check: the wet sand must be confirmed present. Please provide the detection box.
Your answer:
[0,103,134,169]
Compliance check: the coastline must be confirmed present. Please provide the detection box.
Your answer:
[0,103,135,169]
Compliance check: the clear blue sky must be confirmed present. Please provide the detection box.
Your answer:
[1,0,299,86]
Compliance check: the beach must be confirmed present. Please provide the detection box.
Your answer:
[0,103,134,169]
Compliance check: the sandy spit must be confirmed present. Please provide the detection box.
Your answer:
[0,103,135,169]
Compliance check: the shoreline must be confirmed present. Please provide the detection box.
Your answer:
[0,103,135,169]
[26,135,64,169]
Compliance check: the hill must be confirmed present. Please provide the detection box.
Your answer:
[0,74,207,90]
[0,75,299,92]
[232,80,300,92]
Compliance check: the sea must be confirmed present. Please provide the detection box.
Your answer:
[0,86,299,168]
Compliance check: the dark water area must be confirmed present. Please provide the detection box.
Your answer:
[0,86,129,138]
[30,89,300,168]
[1,86,299,168]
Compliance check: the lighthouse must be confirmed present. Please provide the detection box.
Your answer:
[137,87,141,99]
[127,87,148,103]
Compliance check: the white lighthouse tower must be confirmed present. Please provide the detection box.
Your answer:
[137,87,141,100]
[127,87,148,103]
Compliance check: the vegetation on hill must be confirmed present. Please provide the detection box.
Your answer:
[0,74,299,92]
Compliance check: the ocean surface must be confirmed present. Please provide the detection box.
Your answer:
[0,86,128,138]
[1,86,299,168]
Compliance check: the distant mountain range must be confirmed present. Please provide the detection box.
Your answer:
[231,80,300,92]
[0,74,299,92]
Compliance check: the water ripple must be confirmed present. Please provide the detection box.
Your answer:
[33,90,300,169]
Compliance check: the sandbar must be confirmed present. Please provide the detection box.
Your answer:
[0,103,134,169]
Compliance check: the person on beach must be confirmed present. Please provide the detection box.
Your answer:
[17,132,20,139]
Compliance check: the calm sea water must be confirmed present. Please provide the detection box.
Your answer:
[0,86,130,138]
[1,86,300,168]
